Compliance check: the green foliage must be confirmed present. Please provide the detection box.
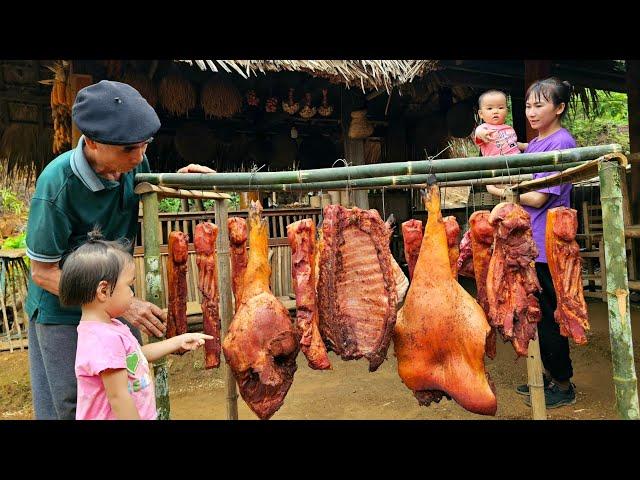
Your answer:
[1,189,26,216]
[565,90,630,153]
[228,192,240,211]
[0,232,26,250]
[158,197,183,213]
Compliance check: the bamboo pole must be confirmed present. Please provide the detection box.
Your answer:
[214,198,239,420]
[135,145,622,188]
[505,189,547,420]
[135,162,586,194]
[598,161,640,420]
[141,192,171,420]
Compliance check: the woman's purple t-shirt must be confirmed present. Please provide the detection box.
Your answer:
[522,128,576,263]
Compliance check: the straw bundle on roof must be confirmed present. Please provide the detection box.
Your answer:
[200,78,242,118]
[158,72,196,116]
[182,60,439,93]
[121,71,158,107]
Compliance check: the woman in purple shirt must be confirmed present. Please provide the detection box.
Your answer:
[487,78,577,408]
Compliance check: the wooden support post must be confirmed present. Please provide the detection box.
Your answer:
[598,161,639,420]
[625,60,640,277]
[69,73,93,148]
[141,192,171,420]
[344,138,370,209]
[214,198,238,420]
[506,188,547,420]
[524,60,551,142]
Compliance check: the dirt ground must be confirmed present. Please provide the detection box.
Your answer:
[2,298,639,420]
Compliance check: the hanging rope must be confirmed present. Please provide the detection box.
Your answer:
[248,163,266,193]
[332,158,352,206]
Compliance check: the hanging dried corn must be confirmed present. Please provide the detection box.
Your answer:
[46,61,72,154]
[200,77,242,118]
[158,72,197,117]
[121,71,158,108]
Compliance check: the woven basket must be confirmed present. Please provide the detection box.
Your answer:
[200,78,242,119]
[158,72,196,116]
[348,110,374,139]
[121,72,158,108]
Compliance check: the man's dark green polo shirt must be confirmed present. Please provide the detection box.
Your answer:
[25,136,150,325]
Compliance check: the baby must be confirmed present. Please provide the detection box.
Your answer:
[474,89,527,156]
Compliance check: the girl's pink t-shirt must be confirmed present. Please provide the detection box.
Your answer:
[474,123,521,156]
[75,319,157,420]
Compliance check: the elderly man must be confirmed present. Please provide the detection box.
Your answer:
[25,80,213,419]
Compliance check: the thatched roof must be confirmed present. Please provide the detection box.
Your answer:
[178,60,440,93]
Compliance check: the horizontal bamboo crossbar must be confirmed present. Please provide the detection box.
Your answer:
[511,154,628,194]
[135,145,622,189]
[134,182,231,199]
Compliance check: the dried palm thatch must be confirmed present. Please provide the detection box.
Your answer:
[200,77,242,118]
[121,71,158,107]
[158,72,196,116]
[179,60,440,93]
[0,123,54,187]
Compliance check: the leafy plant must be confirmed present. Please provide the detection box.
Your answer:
[1,189,26,216]
[0,232,26,250]
[158,197,182,213]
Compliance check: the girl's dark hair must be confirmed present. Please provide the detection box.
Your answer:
[58,228,133,307]
[526,77,573,119]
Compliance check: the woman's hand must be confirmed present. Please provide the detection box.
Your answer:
[176,333,214,351]
[486,184,506,198]
[177,164,216,173]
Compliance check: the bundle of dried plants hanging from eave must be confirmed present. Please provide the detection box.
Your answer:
[158,72,197,116]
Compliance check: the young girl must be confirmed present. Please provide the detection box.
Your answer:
[486,77,577,409]
[59,230,212,420]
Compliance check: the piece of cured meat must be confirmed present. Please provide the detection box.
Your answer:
[402,219,423,281]
[546,207,589,344]
[167,231,189,342]
[486,202,542,357]
[287,219,331,370]
[457,229,475,278]
[222,201,300,420]
[444,215,461,277]
[318,205,397,372]
[394,185,496,416]
[228,217,248,312]
[469,210,497,359]
[194,222,221,369]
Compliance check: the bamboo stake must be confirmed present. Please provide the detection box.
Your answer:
[135,145,622,188]
[214,198,238,420]
[505,189,547,420]
[598,161,640,420]
[0,262,13,352]
[141,192,171,420]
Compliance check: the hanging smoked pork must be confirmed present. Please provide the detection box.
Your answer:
[444,216,461,277]
[317,205,397,372]
[194,222,221,369]
[228,217,248,311]
[222,201,300,420]
[394,185,497,416]
[167,231,189,341]
[287,219,331,370]
[546,207,589,344]
[457,229,475,278]
[486,203,542,357]
[402,219,423,281]
[469,211,497,359]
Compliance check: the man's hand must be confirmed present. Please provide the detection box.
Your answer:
[176,164,216,174]
[121,298,167,337]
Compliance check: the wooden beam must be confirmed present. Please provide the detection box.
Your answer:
[69,73,93,147]
[626,61,640,276]
[524,60,551,142]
